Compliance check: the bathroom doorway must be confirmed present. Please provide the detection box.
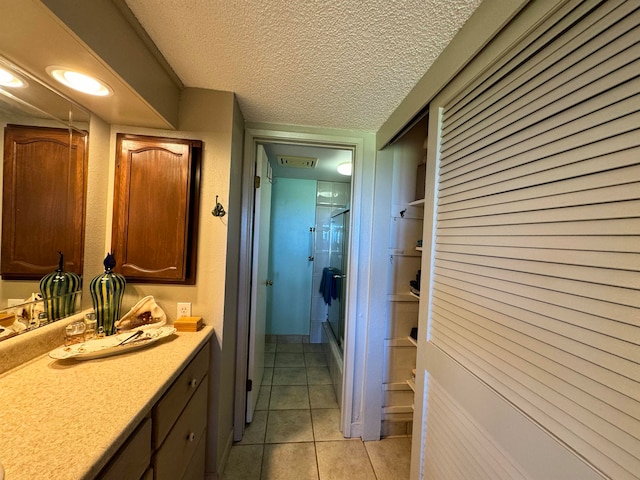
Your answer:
[235,128,360,442]
[264,145,351,344]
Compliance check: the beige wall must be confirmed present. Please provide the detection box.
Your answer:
[85,87,242,478]
[81,114,111,301]
[217,95,245,473]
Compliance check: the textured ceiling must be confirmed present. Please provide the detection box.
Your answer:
[124,0,482,131]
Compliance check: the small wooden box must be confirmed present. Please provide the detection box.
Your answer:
[174,316,203,332]
[0,312,15,327]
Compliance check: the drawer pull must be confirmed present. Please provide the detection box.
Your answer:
[189,378,198,388]
[187,432,196,442]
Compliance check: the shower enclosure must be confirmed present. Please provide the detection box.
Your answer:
[327,208,349,350]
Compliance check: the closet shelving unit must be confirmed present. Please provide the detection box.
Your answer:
[382,117,428,435]
[406,198,423,396]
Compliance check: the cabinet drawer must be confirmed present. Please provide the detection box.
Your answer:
[153,343,209,447]
[153,377,208,480]
[181,435,206,480]
[98,416,151,480]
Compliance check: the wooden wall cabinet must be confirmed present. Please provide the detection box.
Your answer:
[112,134,202,284]
[1,124,87,279]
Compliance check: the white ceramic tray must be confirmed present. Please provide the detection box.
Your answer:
[49,326,176,361]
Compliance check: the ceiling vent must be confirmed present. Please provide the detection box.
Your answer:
[277,155,317,169]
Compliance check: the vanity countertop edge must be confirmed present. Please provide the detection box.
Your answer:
[0,325,214,480]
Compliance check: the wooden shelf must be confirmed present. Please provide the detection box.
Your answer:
[384,382,413,391]
[407,336,417,347]
[406,378,416,392]
[385,337,417,348]
[409,291,420,300]
[416,246,423,252]
[388,294,419,303]
[390,248,421,257]
[409,198,425,206]
[382,405,414,415]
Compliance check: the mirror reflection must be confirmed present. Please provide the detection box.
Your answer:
[0,55,90,341]
[0,290,81,341]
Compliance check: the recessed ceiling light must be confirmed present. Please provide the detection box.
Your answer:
[337,162,352,176]
[0,67,26,88]
[46,66,112,96]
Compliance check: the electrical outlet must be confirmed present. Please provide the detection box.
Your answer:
[177,302,191,318]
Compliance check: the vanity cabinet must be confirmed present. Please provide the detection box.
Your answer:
[1,124,87,279]
[96,342,210,480]
[154,379,208,480]
[112,134,201,284]
[99,417,152,480]
[153,342,209,480]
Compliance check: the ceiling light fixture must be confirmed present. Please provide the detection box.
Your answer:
[337,162,352,176]
[0,67,26,88]
[47,67,112,96]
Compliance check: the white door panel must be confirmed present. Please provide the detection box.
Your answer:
[246,145,272,422]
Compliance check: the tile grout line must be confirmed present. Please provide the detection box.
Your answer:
[232,344,372,479]
[227,342,411,479]
[260,380,271,479]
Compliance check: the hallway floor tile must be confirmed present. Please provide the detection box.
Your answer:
[222,339,411,480]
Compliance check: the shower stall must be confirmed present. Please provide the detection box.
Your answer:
[319,207,350,409]
[326,209,349,350]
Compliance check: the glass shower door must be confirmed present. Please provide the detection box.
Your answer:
[328,209,349,350]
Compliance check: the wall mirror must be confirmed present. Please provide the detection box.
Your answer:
[0,55,91,342]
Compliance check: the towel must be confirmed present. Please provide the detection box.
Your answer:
[320,267,342,305]
[320,267,334,305]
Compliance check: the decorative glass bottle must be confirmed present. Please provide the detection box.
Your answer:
[89,253,126,336]
[39,251,81,322]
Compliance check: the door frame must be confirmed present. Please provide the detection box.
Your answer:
[245,144,272,423]
[234,125,366,441]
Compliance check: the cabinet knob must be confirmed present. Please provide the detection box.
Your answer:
[187,432,196,442]
[189,378,198,388]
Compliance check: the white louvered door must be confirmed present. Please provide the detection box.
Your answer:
[421,0,640,479]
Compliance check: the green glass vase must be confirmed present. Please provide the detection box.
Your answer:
[39,252,81,322]
[89,253,126,336]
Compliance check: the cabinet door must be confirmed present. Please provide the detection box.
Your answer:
[1,124,87,279]
[112,134,201,284]
[98,417,152,480]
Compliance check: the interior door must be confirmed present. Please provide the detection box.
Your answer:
[246,144,272,422]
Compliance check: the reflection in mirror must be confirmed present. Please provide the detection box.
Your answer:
[0,290,81,342]
[0,55,91,339]
[2,124,88,278]
[0,56,91,126]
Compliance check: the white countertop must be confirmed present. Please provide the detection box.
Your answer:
[0,325,213,480]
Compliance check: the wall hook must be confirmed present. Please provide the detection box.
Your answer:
[212,195,226,217]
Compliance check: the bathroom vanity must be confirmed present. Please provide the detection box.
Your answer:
[0,319,213,480]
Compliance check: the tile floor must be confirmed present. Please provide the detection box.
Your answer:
[222,339,412,480]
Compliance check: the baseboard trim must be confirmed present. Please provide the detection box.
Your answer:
[216,429,234,479]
